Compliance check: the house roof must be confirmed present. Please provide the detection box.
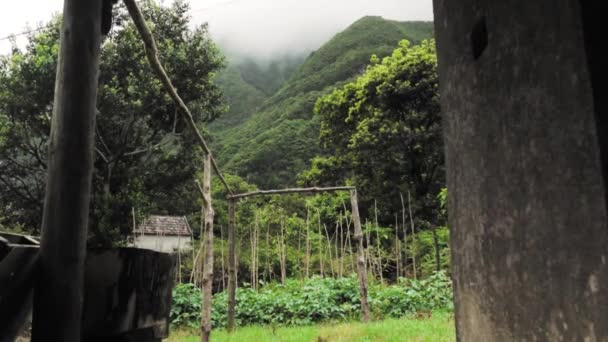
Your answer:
[134,215,192,236]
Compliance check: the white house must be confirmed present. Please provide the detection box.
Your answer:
[133,215,192,253]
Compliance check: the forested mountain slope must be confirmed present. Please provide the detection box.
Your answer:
[210,54,306,132]
[212,16,434,188]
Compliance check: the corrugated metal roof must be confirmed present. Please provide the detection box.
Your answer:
[134,215,192,236]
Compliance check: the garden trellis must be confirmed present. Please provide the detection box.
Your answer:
[225,186,371,330]
[121,0,370,340]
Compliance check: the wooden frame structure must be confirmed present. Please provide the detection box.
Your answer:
[225,186,370,331]
[123,1,370,338]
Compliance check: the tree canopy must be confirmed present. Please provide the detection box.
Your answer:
[300,40,443,225]
[0,1,225,245]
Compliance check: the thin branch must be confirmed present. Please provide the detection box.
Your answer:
[123,0,233,195]
[95,147,109,163]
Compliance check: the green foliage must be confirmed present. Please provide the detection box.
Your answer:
[209,65,268,132]
[170,272,452,328]
[213,18,434,188]
[0,2,225,244]
[408,227,450,279]
[303,39,443,227]
[171,283,203,328]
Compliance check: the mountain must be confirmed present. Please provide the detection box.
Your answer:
[211,16,434,188]
[210,54,306,132]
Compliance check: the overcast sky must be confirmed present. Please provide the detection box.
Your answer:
[0,0,433,58]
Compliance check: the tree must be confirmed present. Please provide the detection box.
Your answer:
[0,1,225,246]
[300,40,444,227]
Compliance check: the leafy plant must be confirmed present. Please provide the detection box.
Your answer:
[170,272,453,328]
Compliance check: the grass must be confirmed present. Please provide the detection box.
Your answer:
[165,311,455,342]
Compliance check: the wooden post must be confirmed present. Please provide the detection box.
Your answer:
[227,199,237,332]
[200,154,214,342]
[31,1,103,340]
[349,189,370,322]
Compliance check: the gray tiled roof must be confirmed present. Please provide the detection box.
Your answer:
[135,215,192,236]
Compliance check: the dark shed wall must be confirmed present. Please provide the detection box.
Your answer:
[432,0,608,340]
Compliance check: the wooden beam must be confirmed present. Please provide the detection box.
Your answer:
[349,189,370,322]
[227,199,237,332]
[122,0,233,195]
[228,186,355,200]
[31,0,103,340]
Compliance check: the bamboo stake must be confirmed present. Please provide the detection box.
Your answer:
[324,223,335,277]
[374,201,383,283]
[227,199,237,332]
[408,191,417,280]
[317,210,324,277]
[305,207,311,278]
[297,219,302,279]
[400,193,408,278]
[365,220,374,279]
[255,217,259,289]
[264,223,271,283]
[280,218,287,284]
[394,214,401,279]
[220,225,226,291]
[350,189,370,322]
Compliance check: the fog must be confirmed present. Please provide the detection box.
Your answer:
[0,0,433,58]
[192,0,434,60]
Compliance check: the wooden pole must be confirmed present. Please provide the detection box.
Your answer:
[227,199,237,332]
[31,1,103,340]
[198,154,214,342]
[228,186,354,200]
[349,189,370,322]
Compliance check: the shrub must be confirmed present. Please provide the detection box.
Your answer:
[170,272,453,328]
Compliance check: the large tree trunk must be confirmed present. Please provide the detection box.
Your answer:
[31,1,102,340]
[200,154,214,342]
[350,190,370,322]
[227,199,237,332]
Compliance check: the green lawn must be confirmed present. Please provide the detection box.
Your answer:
[166,311,455,342]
